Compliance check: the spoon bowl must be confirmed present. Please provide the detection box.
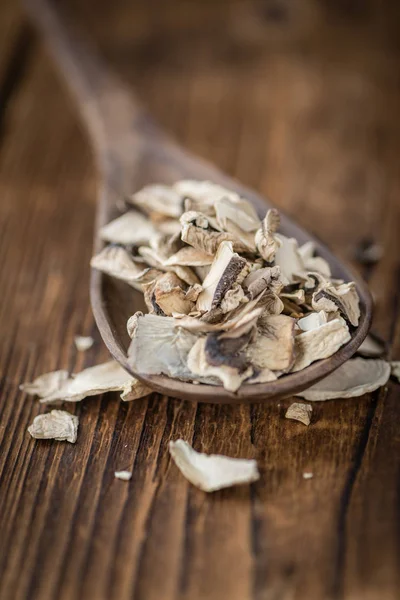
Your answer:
[27,0,373,403]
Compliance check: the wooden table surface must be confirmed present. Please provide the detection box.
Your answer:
[0,1,399,599]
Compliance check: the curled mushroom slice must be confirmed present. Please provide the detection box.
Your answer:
[91,246,162,290]
[312,282,360,326]
[139,246,200,286]
[291,318,351,372]
[169,439,260,492]
[99,211,157,246]
[21,361,151,404]
[298,241,331,278]
[295,358,390,400]
[128,314,200,380]
[129,184,183,218]
[196,241,247,313]
[28,410,79,443]
[255,208,281,262]
[274,234,305,283]
[187,337,253,392]
[391,361,400,381]
[247,314,295,371]
[151,272,195,316]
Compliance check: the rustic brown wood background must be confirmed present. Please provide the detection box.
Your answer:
[0,1,399,599]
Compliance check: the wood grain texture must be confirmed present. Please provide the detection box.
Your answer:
[0,0,399,599]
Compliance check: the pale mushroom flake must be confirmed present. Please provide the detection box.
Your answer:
[74,336,94,352]
[296,358,390,401]
[169,439,259,492]
[128,314,201,380]
[91,245,162,290]
[28,410,79,443]
[100,210,157,245]
[298,241,331,278]
[255,208,281,262]
[21,361,152,404]
[291,318,351,372]
[297,311,328,332]
[274,234,305,283]
[129,184,183,218]
[247,314,295,372]
[285,402,312,426]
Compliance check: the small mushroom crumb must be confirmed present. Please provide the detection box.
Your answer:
[74,336,94,351]
[285,402,312,426]
[303,472,314,480]
[90,179,363,392]
[28,410,78,443]
[114,470,132,481]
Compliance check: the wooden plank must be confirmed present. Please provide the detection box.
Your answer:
[0,1,399,599]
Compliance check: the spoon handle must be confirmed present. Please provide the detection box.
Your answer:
[23,0,155,159]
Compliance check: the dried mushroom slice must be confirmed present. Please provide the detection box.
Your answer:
[152,272,195,316]
[168,439,260,492]
[129,184,183,218]
[243,265,283,298]
[296,358,390,400]
[285,402,312,426]
[91,245,162,290]
[180,211,255,254]
[215,196,260,232]
[163,246,214,267]
[139,246,200,286]
[174,180,241,206]
[196,241,247,313]
[247,314,295,371]
[20,370,69,397]
[298,241,331,278]
[312,282,360,326]
[297,311,328,332]
[274,234,305,283]
[99,211,157,246]
[74,336,94,352]
[255,208,281,262]
[28,410,79,443]
[187,337,253,392]
[291,318,350,372]
[128,314,200,380]
[21,361,150,403]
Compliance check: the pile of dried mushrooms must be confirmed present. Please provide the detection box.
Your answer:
[91,180,361,392]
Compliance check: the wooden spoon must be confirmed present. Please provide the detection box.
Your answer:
[26,0,372,403]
